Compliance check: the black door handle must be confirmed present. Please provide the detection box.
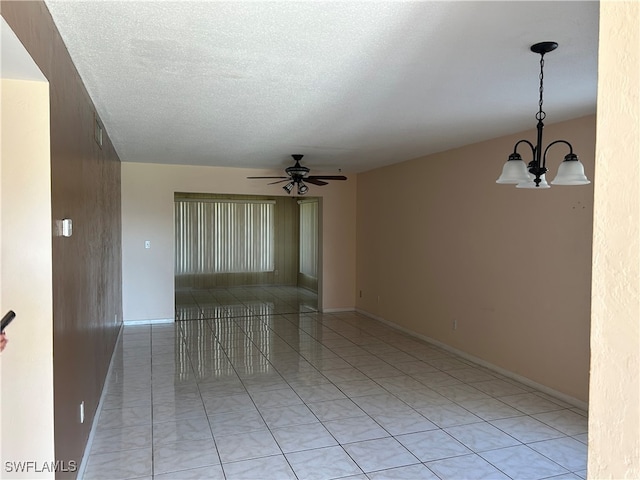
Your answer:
[1,311,16,332]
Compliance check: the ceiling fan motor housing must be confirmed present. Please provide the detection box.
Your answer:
[285,155,310,178]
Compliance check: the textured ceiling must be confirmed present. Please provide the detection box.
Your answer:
[43,1,599,174]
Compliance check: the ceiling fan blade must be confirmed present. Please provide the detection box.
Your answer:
[246,176,288,179]
[305,178,329,186]
[268,179,292,185]
[307,175,348,181]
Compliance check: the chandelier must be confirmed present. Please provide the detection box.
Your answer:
[496,42,590,188]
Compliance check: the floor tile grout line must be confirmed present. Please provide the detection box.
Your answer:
[194,306,403,477]
[149,323,159,478]
[179,318,228,476]
[201,312,302,476]
[202,310,469,476]
[531,450,581,475]
[479,443,573,479]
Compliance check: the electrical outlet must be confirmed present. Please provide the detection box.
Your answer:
[79,401,85,424]
[144,240,151,249]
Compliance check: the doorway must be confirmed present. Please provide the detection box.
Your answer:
[173,192,320,320]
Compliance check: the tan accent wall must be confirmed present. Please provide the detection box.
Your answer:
[588,1,640,477]
[122,163,356,322]
[356,114,595,403]
[2,2,123,475]
[1,78,55,479]
[174,193,300,288]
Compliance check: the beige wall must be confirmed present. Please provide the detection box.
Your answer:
[356,115,595,404]
[0,79,55,479]
[122,163,356,322]
[588,1,639,477]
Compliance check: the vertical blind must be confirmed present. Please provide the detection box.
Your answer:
[299,200,318,278]
[175,199,275,274]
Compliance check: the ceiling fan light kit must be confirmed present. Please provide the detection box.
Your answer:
[248,154,347,195]
[496,41,591,189]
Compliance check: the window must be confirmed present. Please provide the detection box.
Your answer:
[175,199,275,274]
[299,200,318,279]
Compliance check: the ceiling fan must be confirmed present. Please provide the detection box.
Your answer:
[247,154,347,195]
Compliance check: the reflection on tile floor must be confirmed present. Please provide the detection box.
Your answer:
[175,286,318,321]
[83,286,588,480]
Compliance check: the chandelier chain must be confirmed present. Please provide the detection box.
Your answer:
[537,54,546,121]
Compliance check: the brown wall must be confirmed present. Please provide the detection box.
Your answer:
[2,1,123,476]
[174,193,300,288]
[356,115,595,403]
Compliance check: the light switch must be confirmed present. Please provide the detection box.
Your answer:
[62,218,73,237]
[145,240,151,249]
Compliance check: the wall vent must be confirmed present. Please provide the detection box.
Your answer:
[94,113,103,148]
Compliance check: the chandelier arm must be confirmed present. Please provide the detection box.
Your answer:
[541,140,574,168]
[513,139,536,157]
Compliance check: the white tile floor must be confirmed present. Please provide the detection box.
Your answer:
[82,286,588,480]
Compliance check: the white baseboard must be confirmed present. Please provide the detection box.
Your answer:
[123,317,174,326]
[355,309,588,411]
[77,323,124,480]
